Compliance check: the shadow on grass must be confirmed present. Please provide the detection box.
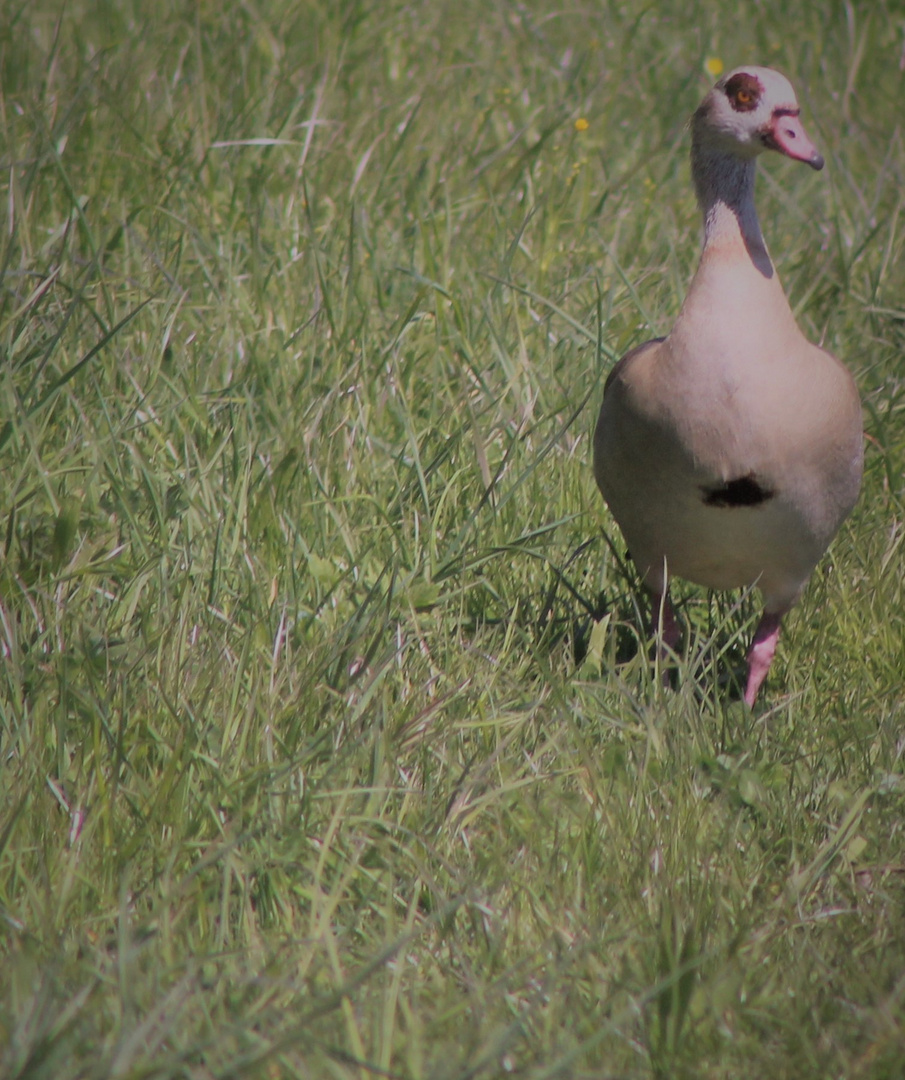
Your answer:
[523,532,755,704]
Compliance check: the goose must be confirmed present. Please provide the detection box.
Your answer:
[593,66,863,706]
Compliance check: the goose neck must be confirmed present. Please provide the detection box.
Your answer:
[691,142,773,277]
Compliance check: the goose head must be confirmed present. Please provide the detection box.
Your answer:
[692,66,824,170]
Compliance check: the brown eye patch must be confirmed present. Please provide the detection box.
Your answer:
[724,72,763,112]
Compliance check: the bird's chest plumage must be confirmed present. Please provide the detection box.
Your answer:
[643,260,822,478]
[594,299,860,605]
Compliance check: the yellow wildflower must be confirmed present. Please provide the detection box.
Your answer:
[574,117,589,132]
[704,56,724,77]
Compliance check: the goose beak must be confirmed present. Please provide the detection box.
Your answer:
[763,112,824,170]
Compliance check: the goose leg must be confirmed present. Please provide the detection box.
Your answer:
[744,611,783,707]
[651,591,681,653]
[651,591,681,687]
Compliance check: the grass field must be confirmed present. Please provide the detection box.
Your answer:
[2,1,905,1076]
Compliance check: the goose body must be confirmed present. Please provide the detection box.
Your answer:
[593,67,863,705]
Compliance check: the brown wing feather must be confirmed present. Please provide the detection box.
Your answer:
[603,337,666,395]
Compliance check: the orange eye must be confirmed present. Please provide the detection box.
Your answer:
[724,73,762,111]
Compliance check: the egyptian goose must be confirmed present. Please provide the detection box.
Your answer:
[593,66,863,705]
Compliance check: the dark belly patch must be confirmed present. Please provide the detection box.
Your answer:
[701,473,774,508]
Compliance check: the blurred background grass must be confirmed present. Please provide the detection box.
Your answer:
[1,1,904,1076]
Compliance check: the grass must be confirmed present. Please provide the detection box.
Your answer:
[1,0,905,1076]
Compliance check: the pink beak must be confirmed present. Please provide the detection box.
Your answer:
[764,112,824,170]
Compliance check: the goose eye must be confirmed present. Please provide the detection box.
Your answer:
[724,73,763,111]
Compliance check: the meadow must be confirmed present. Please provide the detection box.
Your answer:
[2,1,905,1076]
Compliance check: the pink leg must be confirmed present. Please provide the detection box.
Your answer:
[744,611,783,707]
[650,592,681,687]
[651,592,681,653]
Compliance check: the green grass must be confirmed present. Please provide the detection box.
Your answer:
[2,1,905,1076]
